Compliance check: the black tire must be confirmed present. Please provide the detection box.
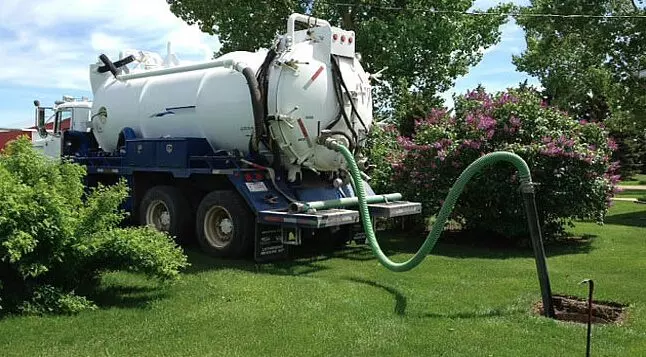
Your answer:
[139,185,193,242]
[195,190,254,258]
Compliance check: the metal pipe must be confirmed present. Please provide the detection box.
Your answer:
[580,279,594,357]
[521,182,556,318]
[289,193,402,213]
[287,14,331,42]
[117,59,236,81]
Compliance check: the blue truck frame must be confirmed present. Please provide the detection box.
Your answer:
[67,132,421,262]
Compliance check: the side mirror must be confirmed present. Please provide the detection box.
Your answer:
[36,107,47,138]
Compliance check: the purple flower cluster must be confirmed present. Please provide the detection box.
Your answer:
[415,108,449,130]
[477,116,497,131]
[539,135,579,157]
[464,112,497,140]
[397,136,431,151]
[510,116,521,127]
[503,116,522,134]
[461,139,482,149]
[465,90,491,101]
[497,92,519,105]
[605,173,622,185]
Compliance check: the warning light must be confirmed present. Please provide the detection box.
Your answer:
[341,35,346,43]
[348,37,353,44]
[333,33,338,41]
[244,173,253,182]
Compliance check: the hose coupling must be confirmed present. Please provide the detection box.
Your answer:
[288,201,309,213]
[519,181,537,194]
[324,137,342,151]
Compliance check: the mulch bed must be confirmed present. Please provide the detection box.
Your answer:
[534,294,626,324]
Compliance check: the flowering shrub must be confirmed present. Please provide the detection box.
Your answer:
[378,88,618,240]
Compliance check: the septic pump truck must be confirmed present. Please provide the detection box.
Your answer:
[32,13,422,262]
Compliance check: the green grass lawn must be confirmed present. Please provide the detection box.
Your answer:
[621,174,646,186]
[1,202,645,356]
[616,189,646,198]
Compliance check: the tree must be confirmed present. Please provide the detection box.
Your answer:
[513,0,646,176]
[169,0,510,133]
[0,138,188,314]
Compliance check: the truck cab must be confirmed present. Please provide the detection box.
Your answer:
[32,96,92,158]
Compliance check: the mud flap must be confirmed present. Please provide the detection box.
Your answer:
[254,224,288,262]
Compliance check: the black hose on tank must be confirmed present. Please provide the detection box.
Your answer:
[98,54,119,77]
[240,67,265,152]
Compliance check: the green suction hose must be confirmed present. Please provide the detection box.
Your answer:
[324,138,556,317]
[327,138,530,272]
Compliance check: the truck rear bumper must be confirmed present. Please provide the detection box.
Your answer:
[257,201,421,228]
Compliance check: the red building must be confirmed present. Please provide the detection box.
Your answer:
[0,130,31,150]
[0,119,71,151]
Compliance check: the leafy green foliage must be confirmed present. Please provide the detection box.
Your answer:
[0,138,188,315]
[513,0,646,176]
[364,124,401,193]
[169,0,510,130]
[378,88,618,241]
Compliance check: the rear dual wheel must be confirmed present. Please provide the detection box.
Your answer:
[196,190,253,258]
[140,186,254,258]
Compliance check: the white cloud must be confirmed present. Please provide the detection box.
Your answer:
[500,20,524,41]
[0,0,221,91]
[91,33,128,53]
[166,27,216,61]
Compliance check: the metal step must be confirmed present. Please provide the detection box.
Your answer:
[367,201,422,218]
[258,208,360,228]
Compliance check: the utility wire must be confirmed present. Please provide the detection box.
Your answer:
[327,2,646,19]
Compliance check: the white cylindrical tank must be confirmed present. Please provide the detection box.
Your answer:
[90,14,373,174]
[90,51,266,154]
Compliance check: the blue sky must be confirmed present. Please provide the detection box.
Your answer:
[0,0,535,128]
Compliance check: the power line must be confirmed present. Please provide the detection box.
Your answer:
[328,2,646,20]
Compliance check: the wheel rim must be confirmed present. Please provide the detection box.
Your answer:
[145,200,171,232]
[204,206,234,249]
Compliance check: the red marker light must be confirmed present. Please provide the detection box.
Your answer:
[244,173,253,182]
[332,33,338,41]
[255,173,264,180]
[348,37,353,44]
[341,35,346,43]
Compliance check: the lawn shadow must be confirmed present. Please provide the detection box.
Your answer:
[417,306,523,319]
[85,284,168,310]
[604,209,646,228]
[184,227,596,275]
[341,276,522,320]
[184,234,379,276]
[343,277,407,316]
[183,250,328,277]
[376,230,595,259]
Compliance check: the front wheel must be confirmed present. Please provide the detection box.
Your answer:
[195,190,253,258]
